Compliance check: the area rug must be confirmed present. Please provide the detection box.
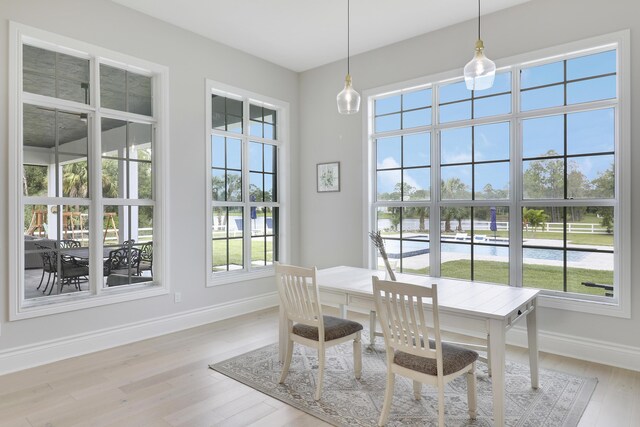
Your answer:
[209,334,596,426]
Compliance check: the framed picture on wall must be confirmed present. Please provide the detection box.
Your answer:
[317,162,340,192]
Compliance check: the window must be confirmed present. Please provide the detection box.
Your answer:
[206,81,288,285]
[366,32,630,316]
[10,23,169,319]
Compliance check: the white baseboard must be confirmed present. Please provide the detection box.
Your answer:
[0,292,279,376]
[349,306,640,372]
[507,325,640,372]
[2,295,638,376]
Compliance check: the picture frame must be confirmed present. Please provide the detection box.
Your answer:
[317,161,340,193]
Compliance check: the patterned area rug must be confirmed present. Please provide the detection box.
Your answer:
[209,334,596,426]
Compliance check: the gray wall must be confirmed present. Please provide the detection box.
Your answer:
[299,0,639,349]
[0,0,300,350]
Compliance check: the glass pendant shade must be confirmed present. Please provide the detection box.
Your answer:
[337,74,361,115]
[464,40,496,91]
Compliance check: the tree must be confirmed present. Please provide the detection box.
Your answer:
[439,178,470,233]
[441,177,470,200]
[480,183,508,199]
[591,163,614,198]
[23,165,48,197]
[63,161,89,198]
[523,208,548,234]
[523,152,564,199]
[404,188,429,232]
[590,163,615,233]
[212,174,241,229]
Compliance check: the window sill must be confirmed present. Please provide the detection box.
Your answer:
[538,291,629,318]
[12,283,168,320]
[207,267,275,287]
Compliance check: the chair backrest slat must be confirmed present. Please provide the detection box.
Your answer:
[373,277,440,363]
[276,263,322,331]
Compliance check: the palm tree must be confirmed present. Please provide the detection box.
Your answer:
[441,177,470,200]
[523,208,548,235]
[63,161,89,198]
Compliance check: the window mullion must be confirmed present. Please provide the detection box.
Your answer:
[431,110,441,276]
[92,54,101,295]
[510,66,522,288]
[242,99,251,272]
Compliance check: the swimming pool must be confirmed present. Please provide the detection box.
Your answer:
[384,239,589,262]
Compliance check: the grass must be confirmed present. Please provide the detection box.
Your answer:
[212,238,273,270]
[439,260,613,296]
[522,231,613,246]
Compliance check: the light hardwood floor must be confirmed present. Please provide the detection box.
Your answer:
[0,308,638,427]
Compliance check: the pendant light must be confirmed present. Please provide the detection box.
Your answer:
[464,0,496,91]
[336,0,360,114]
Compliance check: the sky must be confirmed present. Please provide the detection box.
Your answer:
[374,49,616,197]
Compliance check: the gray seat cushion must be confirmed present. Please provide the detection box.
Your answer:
[394,340,478,376]
[293,315,363,342]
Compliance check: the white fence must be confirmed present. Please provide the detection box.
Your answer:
[378,218,608,234]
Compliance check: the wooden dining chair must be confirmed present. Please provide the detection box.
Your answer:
[275,263,363,400]
[372,276,478,427]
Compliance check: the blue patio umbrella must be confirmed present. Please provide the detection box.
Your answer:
[250,195,257,220]
[490,207,497,240]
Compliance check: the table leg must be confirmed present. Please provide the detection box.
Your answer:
[369,310,377,346]
[279,304,287,362]
[526,302,539,389]
[488,318,506,427]
[339,303,347,319]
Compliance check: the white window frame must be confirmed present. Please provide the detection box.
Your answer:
[363,31,630,318]
[8,22,171,320]
[204,79,290,286]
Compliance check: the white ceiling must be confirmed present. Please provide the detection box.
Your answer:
[110,0,532,72]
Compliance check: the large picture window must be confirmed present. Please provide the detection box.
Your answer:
[10,23,168,318]
[206,81,287,285]
[366,33,629,315]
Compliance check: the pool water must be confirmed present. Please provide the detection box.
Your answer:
[384,239,589,262]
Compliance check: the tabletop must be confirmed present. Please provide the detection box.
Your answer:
[316,266,539,320]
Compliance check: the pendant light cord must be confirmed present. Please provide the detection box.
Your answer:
[347,0,351,75]
[478,0,481,40]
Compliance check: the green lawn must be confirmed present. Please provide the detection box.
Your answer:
[212,238,273,270]
[522,231,613,246]
[439,260,613,296]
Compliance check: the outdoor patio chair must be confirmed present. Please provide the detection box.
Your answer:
[373,277,477,427]
[137,242,153,276]
[104,246,141,278]
[58,255,89,293]
[34,242,56,293]
[34,243,89,295]
[276,263,363,401]
[59,239,81,249]
[582,281,613,297]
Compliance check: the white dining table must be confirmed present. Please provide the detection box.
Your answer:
[277,265,540,427]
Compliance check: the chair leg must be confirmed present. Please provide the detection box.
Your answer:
[413,380,422,400]
[42,272,51,294]
[314,345,325,401]
[467,362,478,420]
[37,269,46,290]
[378,370,395,426]
[48,273,57,295]
[369,310,377,346]
[353,332,362,379]
[437,378,445,427]
[279,339,294,384]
